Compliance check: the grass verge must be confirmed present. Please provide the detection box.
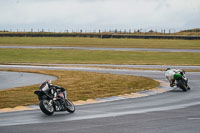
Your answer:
[0,49,200,65]
[0,37,200,49]
[0,69,159,109]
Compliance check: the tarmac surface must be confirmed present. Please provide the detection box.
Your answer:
[0,46,200,52]
[0,71,56,90]
[0,65,200,133]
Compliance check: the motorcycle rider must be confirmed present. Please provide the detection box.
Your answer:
[45,80,67,101]
[35,80,75,115]
[165,68,185,87]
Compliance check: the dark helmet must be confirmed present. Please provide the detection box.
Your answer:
[166,68,171,71]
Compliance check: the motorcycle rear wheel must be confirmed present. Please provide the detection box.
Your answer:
[40,100,54,116]
[177,79,188,92]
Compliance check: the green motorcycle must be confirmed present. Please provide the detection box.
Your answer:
[174,71,190,92]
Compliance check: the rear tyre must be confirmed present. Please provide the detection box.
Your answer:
[188,86,191,90]
[65,99,75,113]
[40,100,54,116]
[177,79,188,92]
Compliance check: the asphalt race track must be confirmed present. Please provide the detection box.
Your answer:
[0,65,200,133]
[0,71,56,90]
[1,46,200,52]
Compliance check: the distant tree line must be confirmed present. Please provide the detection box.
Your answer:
[0,32,199,40]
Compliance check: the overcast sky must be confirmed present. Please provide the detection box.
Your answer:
[0,0,200,32]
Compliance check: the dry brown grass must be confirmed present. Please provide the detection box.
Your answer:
[0,68,159,108]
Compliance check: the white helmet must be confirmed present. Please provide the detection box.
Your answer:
[46,80,52,84]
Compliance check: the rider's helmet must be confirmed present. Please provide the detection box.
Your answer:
[166,68,171,71]
[46,80,52,84]
[40,80,50,91]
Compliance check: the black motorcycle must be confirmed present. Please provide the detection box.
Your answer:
[34,82,75,116]
[174,71,190,92]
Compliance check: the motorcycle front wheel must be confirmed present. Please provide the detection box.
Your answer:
[65,99,75,113]
[40,99,54,116]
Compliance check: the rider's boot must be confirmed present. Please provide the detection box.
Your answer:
[170,80,175,87]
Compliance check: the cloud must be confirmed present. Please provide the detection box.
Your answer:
[0,0,199,31]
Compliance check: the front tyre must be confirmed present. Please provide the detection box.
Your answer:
[65,99,75,113]
[40,100,54,116]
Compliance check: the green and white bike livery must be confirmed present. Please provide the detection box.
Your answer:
[174,71,190,92]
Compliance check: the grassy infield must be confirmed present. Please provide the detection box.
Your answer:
[0,37,200,49]
[0,49,200,65]
[0,69,158,108]
[0,37,200,108]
